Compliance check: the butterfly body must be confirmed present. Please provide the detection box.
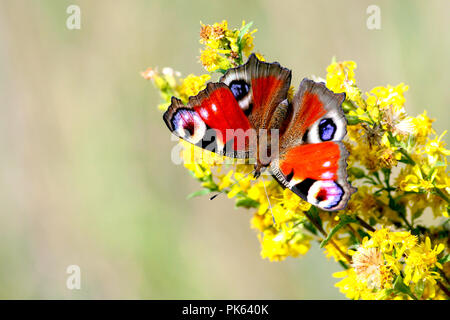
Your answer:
[163,54,356,211]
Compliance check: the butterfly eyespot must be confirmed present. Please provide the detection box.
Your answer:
[318,118,336,141]
[307,180,344,210]
[182,122,195,137]
[171,108,206,144]
[229,80,250,101]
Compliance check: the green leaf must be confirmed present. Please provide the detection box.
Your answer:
[412,208,424,221]
[338,260,350,270]
[346,115,362,125]
[393,275,408,294]
[320,215,357,248]
[434,161,446,167]
[186,189,211,199]
[341,100,355,113]
[214,68,227,75]
[357,229,370,240]
[348,167,365,179]
[389,197,406,217]
[307,206,322,229]
[426,167,437,180]
[235,197,259,209]
[438,253,450,264]
[393,275,417,300]
[237,21,254,46]
[414,280,425,299]
[303,221,318,235]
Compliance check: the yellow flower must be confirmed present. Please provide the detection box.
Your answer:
[364,228,417,258]
[199,48,231,72]
[413,111,435,142]
[260,229,311,261]
[200,20,228,48]
[251,213,274,232]
[239,21,257,57]
[323,239,350,263]
[326,60,362,103]
[400,165,435,192]
[404,237,445,287]
[199,20,258,70]
[254,52,265,61]
[419,131,450,165]
[179,74,211,101]
[333,269,379,300]
[367,83,409,109]
[218,170,234,190]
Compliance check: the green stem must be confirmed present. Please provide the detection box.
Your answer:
[303,210,352,264]
[434,186,450,204]
[399,148,416,165]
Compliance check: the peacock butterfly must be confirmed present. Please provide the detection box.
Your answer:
[163,54,356,211]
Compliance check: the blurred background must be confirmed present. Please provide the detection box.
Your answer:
[0,0,448,299]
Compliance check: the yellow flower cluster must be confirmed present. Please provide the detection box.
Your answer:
[181,140,314,262]
[334,228,447,300]
[199,20,259,72]
[144,20,450,300]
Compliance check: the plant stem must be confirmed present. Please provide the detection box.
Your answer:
[399,148,416,165]
[356,216,376,232]
[347,224,362,242]
[303,210,352,264]
[437,280,450,299]
[434,186,450,204]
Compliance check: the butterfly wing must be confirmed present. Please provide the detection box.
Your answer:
[163,82,254,157]
[220,53,292,130]
[271,79,356,211]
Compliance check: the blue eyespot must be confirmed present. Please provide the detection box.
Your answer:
[319,118,336,141]
[229,80,250,100]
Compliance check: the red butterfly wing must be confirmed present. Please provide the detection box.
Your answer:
[220,54,291,130]
[272,79,356,211]
[272,142,355,211]
[163,83,253,157]
[164,54,292,158]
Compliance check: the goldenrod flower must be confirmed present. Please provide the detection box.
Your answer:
[419,131,450,165]
[199,48,231,72]
[404,237,444,284]
[179,74,211,101]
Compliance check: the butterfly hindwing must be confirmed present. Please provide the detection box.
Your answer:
[272,142,356,211]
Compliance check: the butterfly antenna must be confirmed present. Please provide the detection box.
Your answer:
[209,169,255,201]
[261,174,277,226]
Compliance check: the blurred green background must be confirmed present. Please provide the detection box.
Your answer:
[0,0,448,299]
